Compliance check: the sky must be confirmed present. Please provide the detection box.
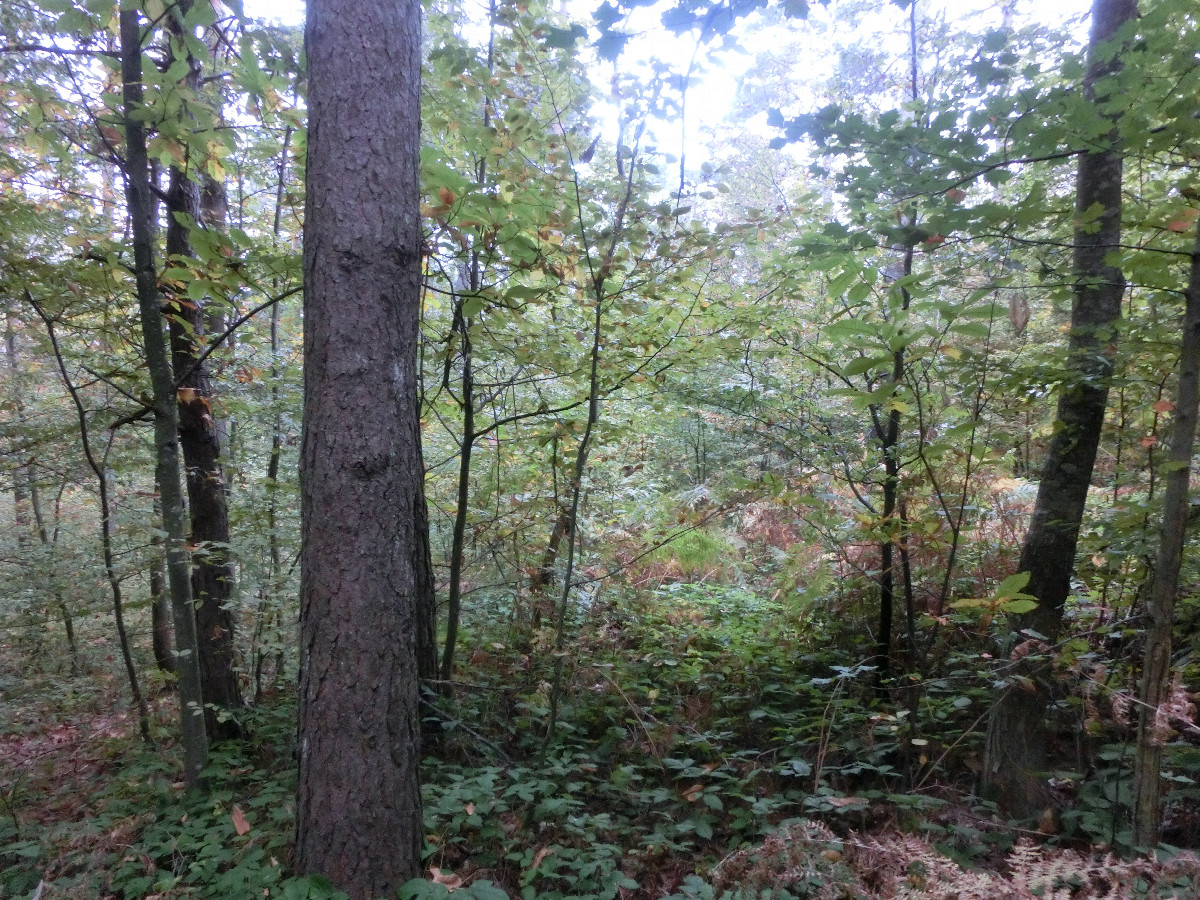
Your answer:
[239,0,1094,165]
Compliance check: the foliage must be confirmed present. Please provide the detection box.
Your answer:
[2,0,1200,895]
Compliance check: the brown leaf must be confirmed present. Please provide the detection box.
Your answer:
[530,845,553,870]
[1009,295,1030,336]
[430,867,464,891]
[231,806,250,836]
[825,796,867,808]
[464,802,475,815]
[1167,208,1198,233]
[1153,399,1175,414]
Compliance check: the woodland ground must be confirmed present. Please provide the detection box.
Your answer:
[3,495,1200,900]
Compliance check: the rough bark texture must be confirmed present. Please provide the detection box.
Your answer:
[120,6,207,788]
[294,0,428,893]
[1133,223,1200,847]
[163,2,244,741]
[983,0,1136,816]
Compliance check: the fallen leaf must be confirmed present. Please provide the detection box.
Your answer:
[464,802,475,815]
[1153,399,1175,414]
[430,867,464,891]
[232,806,250,836]
[825,796,867,808]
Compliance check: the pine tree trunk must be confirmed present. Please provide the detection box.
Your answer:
[294,0,429,892]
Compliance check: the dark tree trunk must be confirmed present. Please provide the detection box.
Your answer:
[1133,223,1200,847]
[150,505,176,676]
[440,303,475,687]
[119,6,209,785]
[161,1,244,741]
[983,0,1136,817]
[294,0,429,893]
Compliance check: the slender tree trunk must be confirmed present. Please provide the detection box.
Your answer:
[294,0,428,892]
[873,245,915,693]
[28,296,152,744]
[440,16,494,686]
[256,114,295,701]
[120,5,208,789]
[150,496,176,676]
[440,302,475,686]
[7,315,80,673]
[1132,223,1200,848]
[28,477,80,674]
[983,0,1136,817]
[162,0,244,740]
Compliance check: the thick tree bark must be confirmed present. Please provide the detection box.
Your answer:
[162,0,244,741]
[983,0,1136,816]
[294,0,429,893]
[120,5,208,789]
[1132,223,1200,848]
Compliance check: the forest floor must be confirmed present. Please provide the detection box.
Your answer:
[4,587,1200,900]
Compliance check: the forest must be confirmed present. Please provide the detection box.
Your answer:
[1,0,1199,896]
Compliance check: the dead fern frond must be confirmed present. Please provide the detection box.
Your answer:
[708,820,1200,900]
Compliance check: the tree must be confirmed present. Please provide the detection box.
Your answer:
[161,0,245,741]
[117,3,211,791]
[293,0,430,893]
[983,0,1138,817]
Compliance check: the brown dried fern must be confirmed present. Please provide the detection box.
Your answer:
[709,820,1200,900]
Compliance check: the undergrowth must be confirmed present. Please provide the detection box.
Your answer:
[3,580,1198,899]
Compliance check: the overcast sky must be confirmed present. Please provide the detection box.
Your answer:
[239,0,1094,165]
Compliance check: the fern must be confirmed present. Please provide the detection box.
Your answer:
[710,820,1200,899]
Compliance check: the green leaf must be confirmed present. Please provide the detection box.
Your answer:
[543,24,587,50]
[995,571,1031,597]
[1000,598,1039,615]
